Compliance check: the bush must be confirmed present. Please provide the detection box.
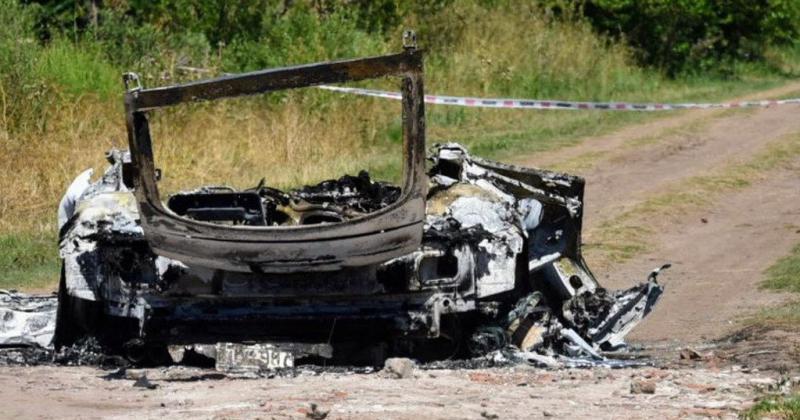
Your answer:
[577,0,800,76]
[222,4,387,72]
[35,40,119,98]
[0,0,46,133]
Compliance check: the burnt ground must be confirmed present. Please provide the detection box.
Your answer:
[3,83,800,419]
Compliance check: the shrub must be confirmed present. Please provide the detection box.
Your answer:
[222,4,387,72]
[0,0,46,133]
[577,0,800,76]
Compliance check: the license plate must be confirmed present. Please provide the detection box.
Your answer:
[215,342,294,372]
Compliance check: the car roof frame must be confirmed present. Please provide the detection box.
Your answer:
[123,47,427,273]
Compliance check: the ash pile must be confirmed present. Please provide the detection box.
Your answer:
[1,144,668,372]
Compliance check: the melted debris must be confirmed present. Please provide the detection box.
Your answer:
[291,170,401,214]
[0,290,56,348]
[167,169,401,227]
[0,346,53,366]
[53,337,127,368]
[0,334,127,368]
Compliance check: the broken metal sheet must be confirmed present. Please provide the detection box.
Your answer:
[57,168,93,230]
[587,273,666,350]
[560,328,603,359]
[0,291,57,348]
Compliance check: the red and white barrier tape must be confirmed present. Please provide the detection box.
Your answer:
[318,85,800,111]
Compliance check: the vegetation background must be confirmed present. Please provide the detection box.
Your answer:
[1,0,799,288]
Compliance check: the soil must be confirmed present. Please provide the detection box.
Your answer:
[1,363,795,419]
[3,84,800,419]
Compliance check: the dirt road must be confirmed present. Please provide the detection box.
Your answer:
[0,364,790,419]
[516,81,800,344]
[3,84,800,419]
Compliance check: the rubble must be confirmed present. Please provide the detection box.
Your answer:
[380,357,417,379]
[679,347,705,360]
[0,290,56,347]
[53,336,126,368]
[630,379,657,394]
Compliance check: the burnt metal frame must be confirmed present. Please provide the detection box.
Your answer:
[123,48,427,273]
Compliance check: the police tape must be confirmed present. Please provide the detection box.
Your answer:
[317,85,800,111]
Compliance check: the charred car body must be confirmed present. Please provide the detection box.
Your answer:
[55,41,665,366]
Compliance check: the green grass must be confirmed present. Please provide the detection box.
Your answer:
[0,233,59,290]
[763,243,800,293]
[36,40,120,99]
[743,394,800,420]
[746,242,800,331]
[749,301,800,331]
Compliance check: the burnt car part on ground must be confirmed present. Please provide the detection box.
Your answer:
[3,40,668,370]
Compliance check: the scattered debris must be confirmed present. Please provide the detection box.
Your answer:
[381,357,416,379]
[53,336,125,368]
[0,346,52,366]
[679,347,705,360]
[0,290,56,347]
[132,373,158,390]
[305,403,329,420]
[631,379,657,394]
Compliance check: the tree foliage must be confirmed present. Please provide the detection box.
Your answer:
[577,0,800,75]
[16,0,800,77]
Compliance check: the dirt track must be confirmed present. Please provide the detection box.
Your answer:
[3,84,800,419]
[516,81,800,344]
[1,364,792,419]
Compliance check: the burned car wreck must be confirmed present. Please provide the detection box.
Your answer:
[50,44,666,369]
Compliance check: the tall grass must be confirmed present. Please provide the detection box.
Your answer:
[422,3,651,100]
[151,93,403,194]
[1,0,798,289]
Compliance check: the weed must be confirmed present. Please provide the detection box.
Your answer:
[0,233,59,290]
[743,394,800,420]
[762,244,800,293]
[745,241,800,332]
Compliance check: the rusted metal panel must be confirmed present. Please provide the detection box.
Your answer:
[128,51,423,111]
